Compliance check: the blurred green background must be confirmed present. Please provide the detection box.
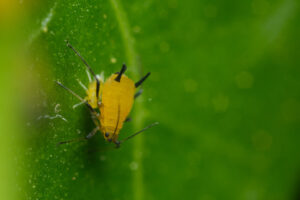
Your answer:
[1,0,300,199]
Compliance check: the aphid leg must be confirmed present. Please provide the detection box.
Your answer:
[115,140,121,149]
[57,127,99,145]
[72,101,85,109]
[117,122,159,147]
[57,137,86,145]
[91,113,100,126]
[86,69,92,83]
[66,41,101,102]
[134,88,143,99]
[115,64,127,82]
[85,126,99,139]
[135,72,151,88]
[56,81,96,115]
[76,79,87,91]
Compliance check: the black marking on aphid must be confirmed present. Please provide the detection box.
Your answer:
[135,72,151,88]
[95,81,100,102]
[105,132,109,137]
[66,41,100,101]
[115,64,127,82]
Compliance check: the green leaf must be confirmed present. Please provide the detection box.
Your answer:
[1,0,300,200]
[23,0,151,199]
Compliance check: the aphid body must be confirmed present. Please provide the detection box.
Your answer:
[57,42,155,147]
[86,73,135,142]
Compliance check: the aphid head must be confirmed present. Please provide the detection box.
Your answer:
[104,132,113,142]
[104,132,110,140]
[104,132,119,143]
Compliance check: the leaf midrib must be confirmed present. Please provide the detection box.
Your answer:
[109,1,145,200]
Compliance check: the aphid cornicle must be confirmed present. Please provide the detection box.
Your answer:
[56,41,158,148]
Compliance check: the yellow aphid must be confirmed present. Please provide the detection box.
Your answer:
[57,42,157,148]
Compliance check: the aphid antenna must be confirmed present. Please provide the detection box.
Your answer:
[115,64,127,82]
[116,122,159,148]
[135,72,151,88]
[65,40,100,99]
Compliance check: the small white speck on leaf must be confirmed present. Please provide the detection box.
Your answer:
[110,57,117,63]
[129,161,139,171]
[42,27,48,33]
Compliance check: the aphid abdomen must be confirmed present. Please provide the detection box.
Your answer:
[100,74,135,135]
